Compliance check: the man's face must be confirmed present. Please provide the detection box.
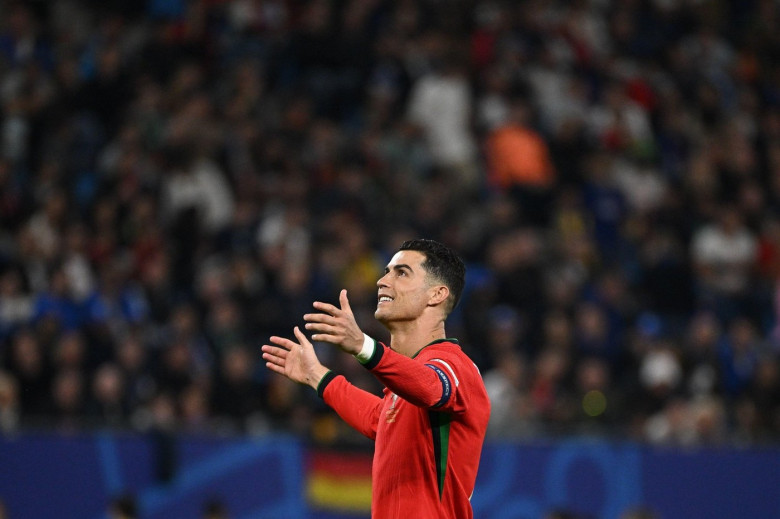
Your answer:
[375,250,434,324]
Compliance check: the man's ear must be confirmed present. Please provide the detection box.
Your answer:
[427,285,450,308]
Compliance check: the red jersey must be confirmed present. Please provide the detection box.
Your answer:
[318,338,490,519]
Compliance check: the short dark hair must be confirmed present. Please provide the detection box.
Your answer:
[399,239,466,314]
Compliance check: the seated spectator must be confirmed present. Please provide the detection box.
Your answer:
[49,368,85,431]
[87,362,129,428]
[31,265,82,332]
[718,317,762,398]
[3,329,50,421]
[0,268,33,340]
[211,345,265,433]
[483,351,536,438]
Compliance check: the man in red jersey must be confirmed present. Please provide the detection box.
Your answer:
[262,239,490,519]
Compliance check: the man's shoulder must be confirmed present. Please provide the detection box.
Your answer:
[414,339,463,359]
[418,341,483,376]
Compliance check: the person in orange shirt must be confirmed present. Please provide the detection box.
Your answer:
[486,98,557,225]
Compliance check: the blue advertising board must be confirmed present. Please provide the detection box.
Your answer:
[0,432,778,518]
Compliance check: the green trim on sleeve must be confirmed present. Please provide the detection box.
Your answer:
[316,370,337,399]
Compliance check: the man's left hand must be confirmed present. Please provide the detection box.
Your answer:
[304,289,364,355]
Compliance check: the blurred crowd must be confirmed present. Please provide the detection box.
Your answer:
[0,0,779,447]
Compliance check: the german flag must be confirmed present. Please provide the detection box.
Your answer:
[306,449,372,514]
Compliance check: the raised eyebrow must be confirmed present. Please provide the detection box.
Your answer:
[385,263,413,274]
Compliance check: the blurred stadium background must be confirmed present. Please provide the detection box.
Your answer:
[1,0,780,517]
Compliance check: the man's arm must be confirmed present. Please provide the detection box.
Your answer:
[319,375,383,440]
[355,339,470,413]
[261,325,383,439]
[304,290,466,413]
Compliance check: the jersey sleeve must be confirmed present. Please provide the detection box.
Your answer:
[319,372,383,440]
[360,339,474,414]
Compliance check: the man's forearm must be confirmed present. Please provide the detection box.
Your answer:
[307,364,332,391]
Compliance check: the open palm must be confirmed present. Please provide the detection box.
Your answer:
[262,326,328,389]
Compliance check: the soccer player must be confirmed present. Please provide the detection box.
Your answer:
[262,239,490,519]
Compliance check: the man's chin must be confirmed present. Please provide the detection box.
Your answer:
[374,309,390,324]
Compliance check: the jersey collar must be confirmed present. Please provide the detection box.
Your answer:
[411,338,460,359]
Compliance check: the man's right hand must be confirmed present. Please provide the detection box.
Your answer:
[262,326,330,390]
[304,289,365,355]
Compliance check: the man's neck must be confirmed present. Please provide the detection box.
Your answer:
[387,320,447,358]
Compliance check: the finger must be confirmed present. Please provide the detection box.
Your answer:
[311,333,339,343]
[312,301,340,315]
[303,312,335,324]
[262,349,287,371]
[269,336,297,350]
[292,326,311,347]
[261,345,289,359]
[339,289,352,314]
[262,351,284,366]
[265,361,286,376]
[304,321,336,333]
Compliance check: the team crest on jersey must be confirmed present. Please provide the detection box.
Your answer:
[386,394,400,423]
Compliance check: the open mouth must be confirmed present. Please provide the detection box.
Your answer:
[378,296,393,304]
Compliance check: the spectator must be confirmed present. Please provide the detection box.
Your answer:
[0,371,19,433]
[49,368,85,430]
[3,329,50,421]
[483,351,536,438]
[0,0,778,447]
[205,297,247,354]
[0,268,33,340]
[586,80,654,157]
[211,345,265,433]
[745,355,780,440]
[682,312,722,399]
[485,97,557,225]
[407,47,479,191]
[691,205,759,322]
[180,383,211,433]
[87,362,128,428]
[24,190,68,262]
[31,265,82,333]
[581,151,629,258]
[114,334,155,412]
[161,145,235,235]
[718,317,762,398]
[51,330,87,376]
[530,347,572,429]
[572,356,622,432]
